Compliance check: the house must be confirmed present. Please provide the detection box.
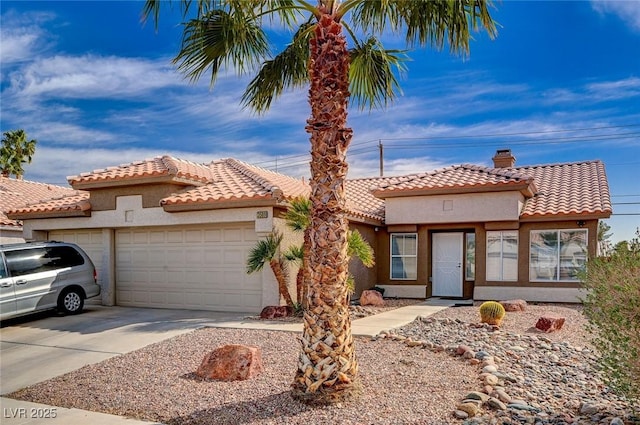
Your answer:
[7,150,611,312]
[0,176,78,244]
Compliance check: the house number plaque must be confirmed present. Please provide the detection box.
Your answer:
[256,211,269,219]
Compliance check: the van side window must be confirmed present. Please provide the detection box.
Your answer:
[0,256,7,279]
[5,246,84,277]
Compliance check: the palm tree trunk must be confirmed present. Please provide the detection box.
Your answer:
[292,9,358,404]
[300,226,311,309]
[269,258,294,307]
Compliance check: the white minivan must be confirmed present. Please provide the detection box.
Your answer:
[0,241,101,320]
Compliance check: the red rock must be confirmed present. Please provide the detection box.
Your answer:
[535,316,566,333]
[196,344,263,381]
[360,290,385,307]
[259,305,293,319]
[500,299,527,312]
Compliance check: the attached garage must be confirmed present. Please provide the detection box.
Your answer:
[115,223,262,313]
[8,156,311,312]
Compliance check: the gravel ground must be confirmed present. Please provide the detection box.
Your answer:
[7,302,638,424]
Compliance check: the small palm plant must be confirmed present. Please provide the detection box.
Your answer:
[247,232,294,307]
[284,197,375,304]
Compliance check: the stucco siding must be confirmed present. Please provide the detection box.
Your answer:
[385,192,522,225]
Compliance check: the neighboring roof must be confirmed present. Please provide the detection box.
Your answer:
[8,193,90,219]
[161,158,310,211]
[7,156,612,223]
[345,177,393,222]
[68,155,217,189]
[0,176,78,228]
[372,164,537,198]
[515,160,611,219]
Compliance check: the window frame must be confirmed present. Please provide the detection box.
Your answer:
[529,228,588,282]
[390,233,418,280]
[485,230,519,282]
[465,233,476,281]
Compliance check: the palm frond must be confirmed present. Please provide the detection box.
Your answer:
[246,232,283,273]
[347,229,375,268]
[174,6,270,86]
[284,245,304,263]
[349,0,497,55]
[284,196,312,232]
[251,0,305,27]
[401,0,497,53]
[349,36,408,110]
[346,0,402,34]
[241,21,313,113]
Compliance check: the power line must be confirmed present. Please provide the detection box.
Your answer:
[249,123,640,167]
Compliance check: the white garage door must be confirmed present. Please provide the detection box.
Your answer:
[115,223,262,313]
[49,230,104,288]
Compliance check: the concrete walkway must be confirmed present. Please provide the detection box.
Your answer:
[0,298,460,425]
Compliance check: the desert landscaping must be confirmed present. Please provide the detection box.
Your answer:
[7,301,639,424]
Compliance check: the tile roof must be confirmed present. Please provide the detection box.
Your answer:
[8,193,90,218]
[160,158,310,210]
[68,156,216,188]
[0,177,78,227]
[7,156,611,223]
[514,160,611,219]
[345,177,393,222]
[372,160,611,219]
[372,164,536,197]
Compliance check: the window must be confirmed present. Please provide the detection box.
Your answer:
[465,233,476,280]
[0,256,7,279]
[530,229,587,281]
[390,234,417,280]
[5,246,84,277]
[486,231,518,281]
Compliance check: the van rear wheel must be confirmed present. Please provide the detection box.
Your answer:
[58,289,84,315]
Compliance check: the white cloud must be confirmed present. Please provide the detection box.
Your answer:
[586,77,640,100]
[591,0,640,32]
[0,10,56,65]
[7,55,181,100]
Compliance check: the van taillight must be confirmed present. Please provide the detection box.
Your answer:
[94,269,97,283]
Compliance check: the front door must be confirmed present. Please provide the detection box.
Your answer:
[432,232,463,297]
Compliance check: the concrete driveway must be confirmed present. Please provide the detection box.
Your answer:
[0,305,252,395]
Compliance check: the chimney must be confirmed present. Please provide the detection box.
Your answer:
[492,149,516,168]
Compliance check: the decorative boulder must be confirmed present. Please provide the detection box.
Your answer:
[196,344,263,381]
[359,290,385,307]
[259,305,293,319]
[535,316,566,333]
[500,299,527,312]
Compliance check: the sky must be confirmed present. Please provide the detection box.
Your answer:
[1,0,639,243]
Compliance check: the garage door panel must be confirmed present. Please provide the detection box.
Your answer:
[133,231,149,244]
[204,250,223,264]
[204,230,222,242]
[116,224,262,313]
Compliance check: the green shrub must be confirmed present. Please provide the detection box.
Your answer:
[581,229,640,404]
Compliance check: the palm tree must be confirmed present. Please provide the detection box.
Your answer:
[284,196,374,304]
[247,232,295,306]
[143,0,496,403]
[1,129,37,178]
[284,196,312,307]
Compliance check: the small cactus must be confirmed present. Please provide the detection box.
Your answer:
[479,301,506,326]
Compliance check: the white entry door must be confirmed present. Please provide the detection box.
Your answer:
[432,232,463,297]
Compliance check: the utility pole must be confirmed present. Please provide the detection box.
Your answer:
[378,140,384,177]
